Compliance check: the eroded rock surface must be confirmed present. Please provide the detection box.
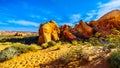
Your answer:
[72,20,93,38]
[38,20,60,45]
[90,10,120,37]
[60,25,76,40]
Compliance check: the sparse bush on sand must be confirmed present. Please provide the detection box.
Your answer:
[60,46,82,63]
[0,43,41,62]
[0,46,19,62]
[106,30,120,49]
[48,41,56,46]
[41,41,57,48]
[109,49,120,68]
[71,40,78,45]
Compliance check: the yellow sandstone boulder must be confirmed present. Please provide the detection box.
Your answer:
[38,20,60,45]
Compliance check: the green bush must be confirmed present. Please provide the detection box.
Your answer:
[41,43,48,48]
[29,44,42,50]
[41,41,57,49]
[71,40,78,45]
[0,46,20,62]
[0,44,41,62]
[106,30,120,48]
[109,50,120,68]
[89,37,103,46]
[48,41,56,46]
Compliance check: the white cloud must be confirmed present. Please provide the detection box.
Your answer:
[96,0,120,19]
[30,15,48,21]
[59,22,74,26]
[84,10,97,21]
[85,0,120,21]
[60,14,81,26]
[70,14,81,23]
[30,15,41,19]
[8,20,39,27]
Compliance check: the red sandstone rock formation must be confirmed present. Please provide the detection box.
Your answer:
[89,9,120,37]
[60,25,76,40]
[96,10,120,29]
[72,20,93,38]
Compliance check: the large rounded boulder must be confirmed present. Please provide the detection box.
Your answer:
[38,20,60,45]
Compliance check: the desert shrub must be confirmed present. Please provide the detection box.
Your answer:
[41,43,48,49]
[94,32,101,37]
[60,46,82,63]
[77,40,84,44]
[48,41,56,46]
[0,44,41,62]
[109,50,120,68]
[29,44,42,50]
[71,40,78,45]
[106,30,120,48]
[12,44,41,52]
[41,41,57,49]
[0,42,12,45]
[89,37,103,46]
[0,46,20,62]
[89,32,104,46]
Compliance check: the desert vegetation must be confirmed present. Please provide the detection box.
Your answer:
[0,32,119,68]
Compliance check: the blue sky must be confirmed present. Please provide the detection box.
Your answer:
[0,0,120,32]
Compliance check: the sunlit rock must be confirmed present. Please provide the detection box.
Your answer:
[38,20,60,45]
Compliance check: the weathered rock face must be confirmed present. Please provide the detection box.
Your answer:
[90,9,120,37]
[60,20,94,40]
[72,20,93,38]
[89,20,97,27]
[38,20,60,45]
[60,25,76,40]
[96,10,120,29]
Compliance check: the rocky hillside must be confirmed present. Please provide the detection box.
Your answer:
[89,9,120,36]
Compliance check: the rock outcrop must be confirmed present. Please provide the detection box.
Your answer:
[14,32,26,36]
[60,20,94,40]
[90,9,120,37]
[60,25,76,40]
[38,20,60,45]
[96,10,120,29]
[72,20,93,38]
